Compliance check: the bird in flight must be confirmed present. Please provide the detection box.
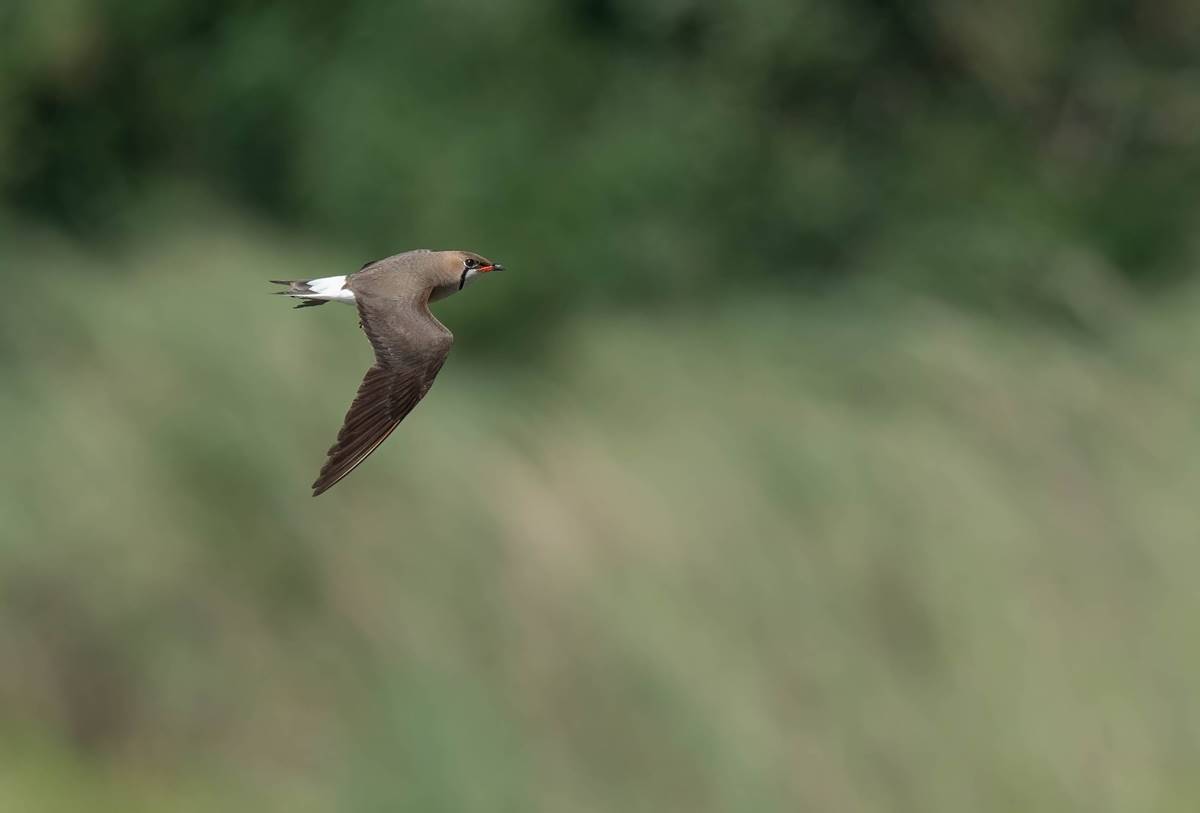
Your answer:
[272,249,504,496]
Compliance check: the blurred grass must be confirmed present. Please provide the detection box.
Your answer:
[3,208,1200,811]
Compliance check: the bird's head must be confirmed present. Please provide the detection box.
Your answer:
[424,250,505,303]
[454,251,504,291]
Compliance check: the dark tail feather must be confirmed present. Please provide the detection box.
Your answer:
[269,279,311,291]
[269,279,327,308]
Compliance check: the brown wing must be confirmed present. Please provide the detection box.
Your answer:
[311,295,453,496]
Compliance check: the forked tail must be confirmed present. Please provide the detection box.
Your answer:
[270,275,355,308]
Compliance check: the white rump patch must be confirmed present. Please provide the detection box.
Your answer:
[302,275,356,303]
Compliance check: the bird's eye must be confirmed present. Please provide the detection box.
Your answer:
[465,258,477,268]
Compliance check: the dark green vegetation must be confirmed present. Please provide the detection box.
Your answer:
[6,1,1200,325]
[3,2,1200,810]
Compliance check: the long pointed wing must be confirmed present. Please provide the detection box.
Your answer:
[311,296,453,496]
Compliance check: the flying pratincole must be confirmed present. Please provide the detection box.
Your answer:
[272,249,504,496]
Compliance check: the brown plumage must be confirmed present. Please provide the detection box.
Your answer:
[272,249,504,496]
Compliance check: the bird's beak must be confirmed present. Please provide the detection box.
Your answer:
[478,263,504,273]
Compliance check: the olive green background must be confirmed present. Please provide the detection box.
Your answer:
[3,2,1200,810]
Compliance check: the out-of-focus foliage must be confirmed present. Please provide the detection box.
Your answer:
[5,219,1200,811]
[4,0,1200,335]
[4,2,1200,810]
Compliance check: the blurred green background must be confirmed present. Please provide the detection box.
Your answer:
[3,1,1200,810]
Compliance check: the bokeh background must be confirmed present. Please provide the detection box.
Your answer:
[3,2,1200,810]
